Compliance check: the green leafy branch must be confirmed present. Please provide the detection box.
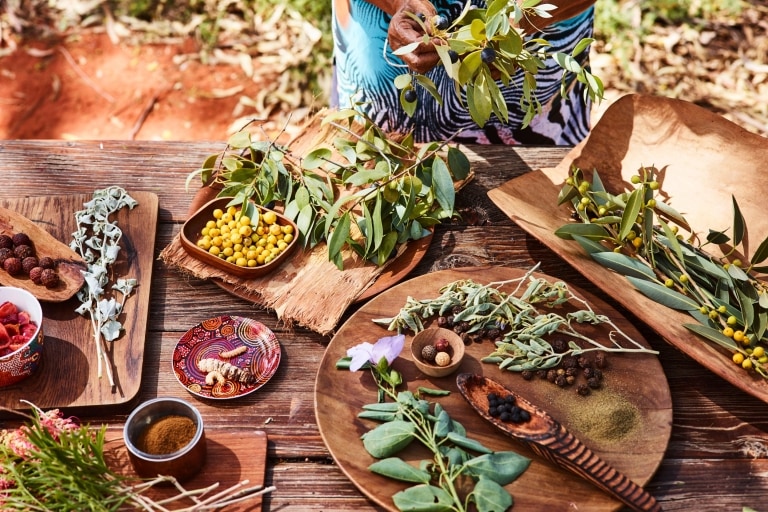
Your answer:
[373,264,656,372]
[555,165,768,377]
[0,402,274,510]
[352,383,529,512]
[187,105,471,270]
[393,0,604,128]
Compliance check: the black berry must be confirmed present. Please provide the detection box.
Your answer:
[403,89,417,103]
[480,47,496,64]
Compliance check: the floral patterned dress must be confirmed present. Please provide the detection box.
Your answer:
[332,0,595,144]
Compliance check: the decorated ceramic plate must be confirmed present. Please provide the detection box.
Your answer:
[173,315,281,399]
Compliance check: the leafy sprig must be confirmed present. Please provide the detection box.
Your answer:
[336,337,529,512]
[555,165,768,377]
[0,402,274,510]
[187,105,471,269]
[393,1,604,128]
[373,264,657,372]
[70,186,138,387]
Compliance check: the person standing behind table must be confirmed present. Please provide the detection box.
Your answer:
[331,0,597,144]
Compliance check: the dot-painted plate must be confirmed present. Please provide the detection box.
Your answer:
[173,315,281,400]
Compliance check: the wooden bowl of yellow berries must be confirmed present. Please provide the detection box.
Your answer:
[411,327,465,378]
[181,197,299,278]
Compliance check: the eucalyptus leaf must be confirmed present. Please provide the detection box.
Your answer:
[619,188,643,242]
[554,223,610,241]
[684,323,739,351]
[626,276,700,311]
[571,234,609,255]
[592,252,656,280]
[732,195,746,246]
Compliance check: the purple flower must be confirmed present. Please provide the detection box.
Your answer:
[346,334,405,372]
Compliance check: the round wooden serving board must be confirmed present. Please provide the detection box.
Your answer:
[315,266,672,511]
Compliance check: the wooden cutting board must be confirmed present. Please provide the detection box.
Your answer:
[316,266,672,511]
[0,192,158,412]
[106,430,269,511]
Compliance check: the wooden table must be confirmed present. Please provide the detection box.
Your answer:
[1,139,767,511]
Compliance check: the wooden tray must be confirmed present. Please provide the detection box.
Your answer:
[487,93,768,404]
[315,266,672,511]
[106,430,268,511]
[0,192,158,412]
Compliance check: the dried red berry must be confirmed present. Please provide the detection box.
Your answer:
[0,235,13,250]
[11,233,31,247]
[0,247,12,265]
[3,257,23,276]
[434,338,450,352]
[29,266,44,285]
[40,268,59,288]
[22,256,39,274]
[14,245,34,260]
[38,256,55,269]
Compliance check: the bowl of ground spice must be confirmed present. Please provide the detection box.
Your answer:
[123,397,206,482]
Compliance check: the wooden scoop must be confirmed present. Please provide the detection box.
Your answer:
[456,373,661,512]
[0,206,85,302]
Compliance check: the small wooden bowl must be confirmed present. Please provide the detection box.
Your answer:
[410,327,465,378]
[181,197,299,279]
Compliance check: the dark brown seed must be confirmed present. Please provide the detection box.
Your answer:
[0,235,13,250]
[12,233,31,247]
[3,257,23,276]
[14,245,34,260]
[29,266,44,285]
[40,268,59,288]
[22,256,39,274]
[0,247,12,264]
[38,256,55,269]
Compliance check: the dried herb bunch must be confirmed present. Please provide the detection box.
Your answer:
[373,265,657,372]
[555,165,768,378]
[393,1,604,128]
[0,402,273,510]
[70,186,139,387]
[187,105,470,270]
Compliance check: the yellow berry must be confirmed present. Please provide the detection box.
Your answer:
[742,358,753,370]
[733,330,745,343]
[727,315,738,326]
[664,278,674,288]
[752,346,765,358]
[717,306,727,314]
[723,327,734,338]
[633,237,643,248]
[263,211,277,225]
[212,208,224,219]
[733,352,745,365]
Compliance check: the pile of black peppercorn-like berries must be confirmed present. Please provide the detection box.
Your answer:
[0,233,60,288]
[487,392,531,424]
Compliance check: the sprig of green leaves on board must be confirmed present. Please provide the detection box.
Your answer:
[186,105,471,270]
[393,0,604,128]
[555,165,768,377]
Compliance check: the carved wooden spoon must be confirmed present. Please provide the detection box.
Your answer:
[456,373,662,512]
[0,206,85,302]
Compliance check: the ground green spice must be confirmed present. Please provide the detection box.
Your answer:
[136,415,197,455]
[567,391,640,442]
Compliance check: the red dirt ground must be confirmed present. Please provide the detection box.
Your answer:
[0,30,279,141]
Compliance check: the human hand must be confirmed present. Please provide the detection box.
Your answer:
[387,0,441,74]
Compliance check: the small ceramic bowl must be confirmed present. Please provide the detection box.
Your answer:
[411,327,465,378]
[0,286,44,387]
[180,197,299,279]
[123,397,206,482]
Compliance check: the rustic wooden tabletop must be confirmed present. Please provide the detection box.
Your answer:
[1,139,766,511]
